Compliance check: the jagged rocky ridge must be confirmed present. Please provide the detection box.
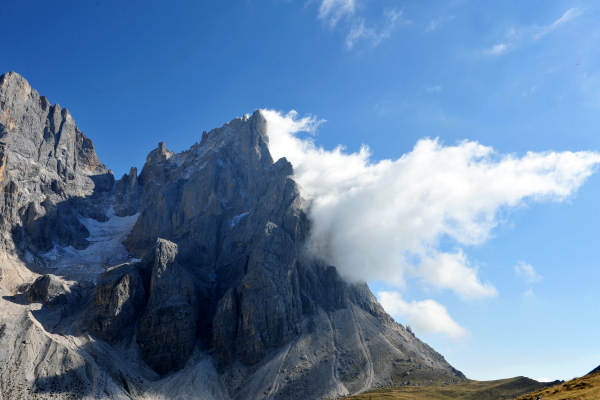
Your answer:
[0,72,464,400]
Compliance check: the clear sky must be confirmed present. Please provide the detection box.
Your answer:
[2,0,599,382]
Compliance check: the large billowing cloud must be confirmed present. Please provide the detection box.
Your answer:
[262,109,600,336]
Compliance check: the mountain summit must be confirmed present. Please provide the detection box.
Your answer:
[0,72,464,400]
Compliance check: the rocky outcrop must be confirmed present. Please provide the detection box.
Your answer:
[137,238,199,374]
[113,167,141,216]
[25,274,70,305]
[88,263,146,343]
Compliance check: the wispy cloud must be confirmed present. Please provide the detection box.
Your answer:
[318,0,356,27]
[425,15,455,33]
[425,85,443,93]
[515,261,543,283]
[346,8,405,49]
[534,7,583,39]
[313,1,406,48]
[485,8,583,56]
[521,85,538,98]
[378,291,467,339]
[486,42,509,56]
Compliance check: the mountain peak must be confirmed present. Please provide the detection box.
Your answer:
[0,73,465,400]
[146,141,174,164]
[0,70,30,89]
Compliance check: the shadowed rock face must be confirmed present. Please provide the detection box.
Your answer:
[88,263,146,343]
[0,72,465,400]
[137,238,200,374]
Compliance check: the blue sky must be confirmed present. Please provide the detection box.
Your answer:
[2,0,600,382]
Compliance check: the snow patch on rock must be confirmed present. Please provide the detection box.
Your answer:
[42,207,139,281]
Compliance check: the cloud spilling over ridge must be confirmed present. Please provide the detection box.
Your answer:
[262,109,600,298]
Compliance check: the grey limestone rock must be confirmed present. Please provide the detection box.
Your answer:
[0,72,466,400]
[114,109,465,398]
[137,238,199,374]
[88,262,146,343]
[0,71,113,257]
[25,274,70,305]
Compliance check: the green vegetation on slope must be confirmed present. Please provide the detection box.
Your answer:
[342,377,552,400]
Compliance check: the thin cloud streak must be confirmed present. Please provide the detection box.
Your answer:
[486,43,509,56]
[425,15,455,33]
[425,85,443,93]
[534,7,583,39]
[485,8,582,56]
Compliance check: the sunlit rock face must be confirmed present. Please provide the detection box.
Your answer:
[0,71,113,262]
[0,72,464,400]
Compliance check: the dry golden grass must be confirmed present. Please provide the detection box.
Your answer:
[342,377,551,400]
[517,371,600,400]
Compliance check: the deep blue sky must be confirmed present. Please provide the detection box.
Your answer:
[2,0,600,381]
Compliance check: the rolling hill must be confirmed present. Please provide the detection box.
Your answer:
[342,377,555,400]
[517,367,600,400]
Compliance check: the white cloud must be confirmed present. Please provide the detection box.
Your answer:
[345,20,370,48]
[515,261,543,283]
[378,291,467,339]
[314,1,404,48]
[419,251,497,299]
[262,110,600,301]
[318,0,355,27]
[534,8,582,40]
[486,43,509,56]
[345,9,404,49]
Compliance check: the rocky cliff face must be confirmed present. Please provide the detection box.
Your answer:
[0,72,464,400]
[0,71,113,259]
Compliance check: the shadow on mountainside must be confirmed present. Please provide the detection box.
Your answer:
[8,172,115,269]
[0,170,150,398]
[1,272,152,399]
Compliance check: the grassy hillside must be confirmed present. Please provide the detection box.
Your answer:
[342,377,552,400]
[517,369,600,400]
